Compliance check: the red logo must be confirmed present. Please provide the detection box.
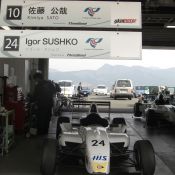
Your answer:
[114,19,136,24]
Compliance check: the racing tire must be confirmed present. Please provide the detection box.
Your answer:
[134,103,142,117]
[146,109,157,127]
[134,140,155,175]
[40,139,57,175]
[56,119,61,140]
[56,117,70,139]
[128,97,132,100]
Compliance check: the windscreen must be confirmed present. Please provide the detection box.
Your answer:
[117,80,131,87]
[97,86,106,89]
[82,87,89,90]
[59,81,72,87]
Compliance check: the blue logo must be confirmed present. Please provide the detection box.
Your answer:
[92,155,107,161]
[84,7,100,16]
[86,38,103,48]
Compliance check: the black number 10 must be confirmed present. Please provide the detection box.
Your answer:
[6,6,22,20]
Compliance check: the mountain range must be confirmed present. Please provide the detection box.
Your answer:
[49,64,175,88]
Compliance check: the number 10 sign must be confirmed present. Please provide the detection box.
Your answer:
[6,6,22,20]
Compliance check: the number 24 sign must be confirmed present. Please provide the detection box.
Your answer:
[3,36,20,51]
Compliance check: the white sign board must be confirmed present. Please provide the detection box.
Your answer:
[0,0,141,28]
[0,30,142,59]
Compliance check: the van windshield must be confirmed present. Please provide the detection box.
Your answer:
[59,82,72,87]
[117,80,131,87]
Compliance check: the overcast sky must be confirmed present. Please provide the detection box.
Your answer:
[49,49,175,72]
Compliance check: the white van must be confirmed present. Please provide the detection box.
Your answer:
[58,80,75,98]
[112,79,134,100]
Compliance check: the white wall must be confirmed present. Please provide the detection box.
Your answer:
[0,58,49,96]
[0,58,30,96]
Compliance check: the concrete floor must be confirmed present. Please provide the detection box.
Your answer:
[0,113,175,175]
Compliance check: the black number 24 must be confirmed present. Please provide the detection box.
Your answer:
[92,140,105,146]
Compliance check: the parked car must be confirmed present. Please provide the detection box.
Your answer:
[94,84,108,95]
[133,93,175,127]
[134,86,159,97]
[112,79,134,100]
[80,87,91,97]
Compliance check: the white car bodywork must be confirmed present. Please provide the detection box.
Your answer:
[145,104,175,123]
[41,101,156,175]
[134,94,175,125]
[94,85,108,95]
[59,125,129,174]
[112,79,134,100]
[58,102,128,174]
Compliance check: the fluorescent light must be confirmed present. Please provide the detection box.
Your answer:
[166,25,175,28]
[1,26,11,30]
[165,22,175,28]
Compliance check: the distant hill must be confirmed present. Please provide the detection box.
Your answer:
[49,64,175,88]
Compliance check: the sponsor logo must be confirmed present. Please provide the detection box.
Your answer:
[69,22,87,25]
[92,155,107,161]
[67,53,86,57]
[97,164,104,169]
[114,18,137,24]
[92,162,108,173]
[84,7,100,16]
[86,38,102,48]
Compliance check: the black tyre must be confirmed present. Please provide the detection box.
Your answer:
[56,119,61,140]
[56,117,70,139]
[146,109,157,127]
[128,96,132,100]
[134,103,142,117]
[41,139,57,175]
[134,140,155,175]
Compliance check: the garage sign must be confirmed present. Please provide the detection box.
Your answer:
[0,0,141,28]
[0,30,142,59]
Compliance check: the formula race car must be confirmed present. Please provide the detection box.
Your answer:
[134,93,175,126]
[41,101,155,175]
